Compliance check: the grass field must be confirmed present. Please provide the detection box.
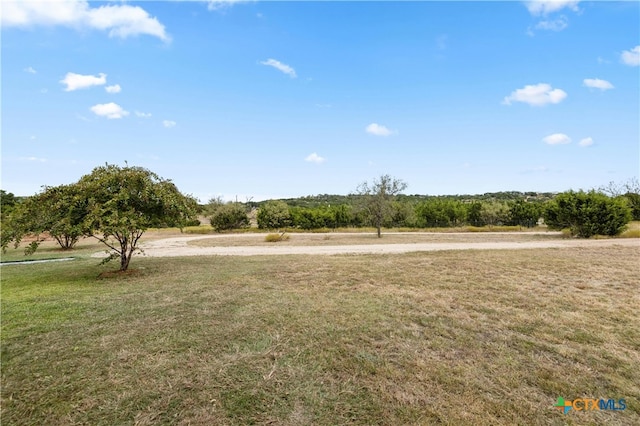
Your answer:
[1,240,638,425]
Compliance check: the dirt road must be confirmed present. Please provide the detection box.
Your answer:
[94,233,639,258]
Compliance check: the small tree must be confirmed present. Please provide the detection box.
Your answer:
[480,202,510,228]
[507,200,542,228]
[1,184,86,252]
[599,178,640,221]
[209,202,249,231]
[355,174,407,237]
[0,190,16,218]
[257,201,291,230]
[76,164,197,271]
[544,190,631,238]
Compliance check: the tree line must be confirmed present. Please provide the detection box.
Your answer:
[207,175,638,238]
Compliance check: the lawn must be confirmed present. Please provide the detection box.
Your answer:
[1,245,639,425]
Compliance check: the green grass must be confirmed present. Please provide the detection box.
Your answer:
[2,246,639,425]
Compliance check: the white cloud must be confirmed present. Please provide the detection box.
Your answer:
[366,123,394,137]
[579,137,594,147]
[305,152,326,164]
[525,0,580,16]
[105,84,121,93]
[163,120,177,128]
[534,16,568,31]
[90,102,129,119]
[24,66,37,74]
[207,0,251,11]
[522,166,550,174]
[260,59,297,78]
[1,0,170,42]
[135,111,152,118]
[20,156,47,163]
[60,72,106,91]
[583,78,614,91]
[621,46,640,67]
[542,133,571,145]
[503,83,567,106]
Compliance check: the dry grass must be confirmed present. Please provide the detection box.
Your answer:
[264,233,290,242]
[2,244,639,425]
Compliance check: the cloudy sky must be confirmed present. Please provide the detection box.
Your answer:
[2,0,638,202]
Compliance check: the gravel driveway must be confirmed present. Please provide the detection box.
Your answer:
[92,233,639,257]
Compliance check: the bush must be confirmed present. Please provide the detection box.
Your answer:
[265,232,290,242]
[185,218,201,227]
[544,190,631,238]
[209,203,249,231]
[257,201,291,230]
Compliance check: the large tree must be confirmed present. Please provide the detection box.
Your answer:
[544,190,631,238]
[355,174,407,238]
[77,164,197,271]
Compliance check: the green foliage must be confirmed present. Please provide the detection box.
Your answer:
[0,189,17,217]
[3,164,197,271]
[289,205,352,230]
[356,174,408,237]
[1,184,86,253]
[209,202,249,231]
[415,199,467,228]
[544,190,632,238]
[480,202,510,227]
[507,200,542,228]
[466,202,484,227]
[623,193,640,221]
[598,178,640,221]
[257,201,291,230]
[77,164,198,270]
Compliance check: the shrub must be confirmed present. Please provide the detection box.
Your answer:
[185,218,201,227]
[265,232,290,242]
[209,203,249,231]
[257,201,291,230]
[544,190,631,238]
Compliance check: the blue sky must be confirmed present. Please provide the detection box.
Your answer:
[2,0,639,202]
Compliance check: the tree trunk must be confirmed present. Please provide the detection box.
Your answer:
[120,238,130,271]
[377,226,382,238]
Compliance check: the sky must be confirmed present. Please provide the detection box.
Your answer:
[2,0,639,202]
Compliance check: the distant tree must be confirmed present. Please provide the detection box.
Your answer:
[1,184,86,253]
[480,202,510,227]
[209,202,249,231]
[507,200,542,228]
[355,174,408,237]
[544,190,631,238]
[598,178,640,221]
[0,190,16,217]
[257,201,291,230]
[466,202,484,227]
[332,204,353,228]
